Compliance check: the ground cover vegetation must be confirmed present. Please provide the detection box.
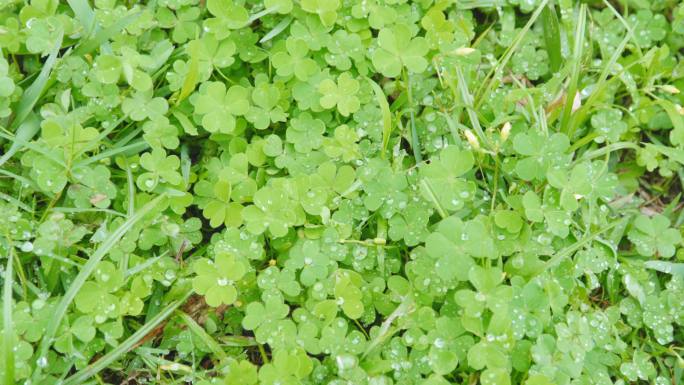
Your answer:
[1,0,684,384]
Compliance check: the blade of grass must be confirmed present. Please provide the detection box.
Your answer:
[175,45,199,105]
[542,216,628,272]
[367,78,392,159]
[177,311,227,361]
[419,179,447,219]
[542,3,562,73]
[567,32,630,138]
[0,192,32,213]
[455,67,489,149]
[602,0,643,58]
[260,16,292,43]
[439,112,465,146]
[0,113,48,168]
[218,335,258,347]
[0,168,36,189]
[404,71,422,164]
[74,140,149,168]
[33,194,167,382]
[3,250,14,385]
[62,289,191,385]
[560,4,587,135]
[52,207,126,217]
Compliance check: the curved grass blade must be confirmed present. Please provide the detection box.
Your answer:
[177,311,227,360]
[33,194,167,382]
[62,289,191,385]
[0,113,40,168]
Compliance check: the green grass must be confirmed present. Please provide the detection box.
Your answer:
[1,1,684,384]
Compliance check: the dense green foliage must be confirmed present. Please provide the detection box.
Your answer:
[1,0,684,384]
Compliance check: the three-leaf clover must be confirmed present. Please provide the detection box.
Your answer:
[242,185,305,237]
[192,252,247,307]
[628,10,668,47]
[628,214,681,258]
[136,149,183,191]
[591,108,627,143]
[192,81,250,133]
[419,147,476,213]
[286,112,326,153]
[372,25,429,77]
[513,132,571,181]
[246,80,287,129]
[272,38,319,81]
[318,72,361,116]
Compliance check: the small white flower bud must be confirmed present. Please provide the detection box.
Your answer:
[455,47,476,56]
[464,129,480,150]
[500,121,511,142]
[661,85,680,94]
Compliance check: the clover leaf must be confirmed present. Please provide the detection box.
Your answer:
[242,185,305,237]
[318,72,361,117]
[192,252,247,307]
[286,112,326,153]
[628,214,681,258]
[334,270,365,319]
[419,147,476,213]
[272,38,319,81]
[191,81,250,133]
[513,132,571,181]
[591,108,627,143]
[512,44,549,81]
[205,0,248,34]
[122,91,169,122]
[372,25,430,77]
[142,116,180,150]
[246,80,287,130]
[628,10,668,47]
[300,0,340,27]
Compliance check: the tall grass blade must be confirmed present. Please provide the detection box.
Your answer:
[560,4,587,135]
[542,3,562,73]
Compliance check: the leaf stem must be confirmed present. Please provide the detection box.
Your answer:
[404,71,423,164]
[257,343,270,364]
